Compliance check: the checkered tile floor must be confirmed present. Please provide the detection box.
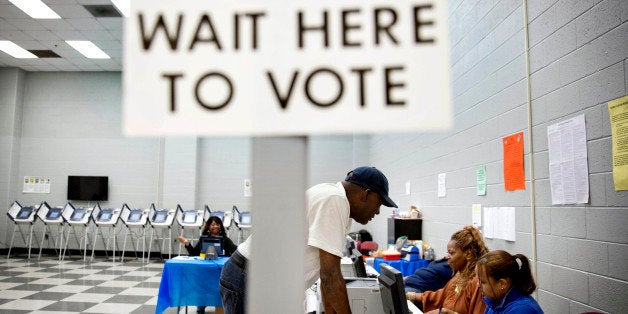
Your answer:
[0,255,218,314]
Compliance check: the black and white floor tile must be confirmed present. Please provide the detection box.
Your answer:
[0,255,217,314]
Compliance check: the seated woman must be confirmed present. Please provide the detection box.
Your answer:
[178,216,237,256]
[406,225,489,314]
[476,250,544,314]
[404,257,452,293]
[178,216,237,313]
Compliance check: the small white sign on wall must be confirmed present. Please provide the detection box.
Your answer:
[244,179,252,197]
[23,176,50,194]
[437,173,446,197]
[123,0,452,136]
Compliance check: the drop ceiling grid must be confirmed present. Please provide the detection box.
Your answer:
[0,0,123,71]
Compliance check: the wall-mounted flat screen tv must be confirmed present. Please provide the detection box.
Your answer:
[67,176,108,201]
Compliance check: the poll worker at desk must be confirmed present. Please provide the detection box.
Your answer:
[178,216,237,314]
[476,250,543,314]
[220,166,398,314]
[407,225,488,314]
[178,216,237,256]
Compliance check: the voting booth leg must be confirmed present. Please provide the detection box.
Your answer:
[37,224,62,260]
[140,227,146,263]
[27,224,37,259]
[57,225,64,261]
[7,223,36,259]
[121,227,141,262]
[121,228,129,262]
[165,229,172,259]
[38,224,50,260]
[7,224,18,258]
[177,229,184,256]
[146,228,155,263]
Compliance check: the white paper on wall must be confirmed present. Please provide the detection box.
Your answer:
[437,173,446,197]
[547,114,589,204]
[482,207,515,241]
[472,204,482,227]
[483,207,494,238]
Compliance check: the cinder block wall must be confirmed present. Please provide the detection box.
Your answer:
[369,0,627,312]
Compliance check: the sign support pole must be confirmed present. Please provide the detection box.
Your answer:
[249,136,307,313]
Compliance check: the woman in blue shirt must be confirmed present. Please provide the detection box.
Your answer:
[476,250,544,314]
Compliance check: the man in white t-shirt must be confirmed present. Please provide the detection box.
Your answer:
[219,167,397,314]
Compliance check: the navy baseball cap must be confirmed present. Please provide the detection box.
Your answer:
[345,167,398,208]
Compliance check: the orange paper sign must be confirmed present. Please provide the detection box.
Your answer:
[503,132,525,191]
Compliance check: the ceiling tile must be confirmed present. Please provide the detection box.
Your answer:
[49,4,92,18]
[0,30,35,40]
[0,5,29,18]
[38,19,76,31]
[0,18,18,30]
[6,18,46,31]
[66,17,103,30]
[43,0,79,5]
[24,30,61,41]
[12,40,44,49]
[80,29,114,40]
[53,30,87,40]
[2,0,124,71]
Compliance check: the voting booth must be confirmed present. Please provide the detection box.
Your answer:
[61,202,94,261]
[6,201,40,259]
[147,204,176,261]
[176,204,206,255]
[120,203,150,262]
[90,203,122,262]
[36,201,65,259]
[232,205,251,244]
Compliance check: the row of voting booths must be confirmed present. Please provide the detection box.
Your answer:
[6,201,252,262]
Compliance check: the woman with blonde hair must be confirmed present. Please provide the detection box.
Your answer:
[407,225,489,314]
[476,250,543,313]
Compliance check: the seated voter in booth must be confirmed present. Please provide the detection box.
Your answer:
[178,216,237,256]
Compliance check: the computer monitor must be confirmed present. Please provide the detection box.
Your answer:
[46,207,63,220]
[70,208,86,221]
[16,207,34,219]
[153,210,167,223]
[200,236,224,256]
[212,211,225,221]
[378,264,409,314]
[182,210,197,224]
[240,212,251,225]
[128,209,143,223]
[352,256,367,278]
[98,209,113,222]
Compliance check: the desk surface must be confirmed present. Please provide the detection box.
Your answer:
[156,257,228,314]
[373,257,430,277]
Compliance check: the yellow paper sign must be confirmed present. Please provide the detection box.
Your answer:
[608,95,628,190]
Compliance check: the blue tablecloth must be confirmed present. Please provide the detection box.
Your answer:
[156,257,228,314]
[373,257,430,277]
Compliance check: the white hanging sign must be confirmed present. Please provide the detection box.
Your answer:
[123,0,452,136]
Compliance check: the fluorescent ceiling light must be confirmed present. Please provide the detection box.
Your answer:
[111,0,130,17]
[66,41,110,59]
[8,0,61,19]
[0,41,37,58]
